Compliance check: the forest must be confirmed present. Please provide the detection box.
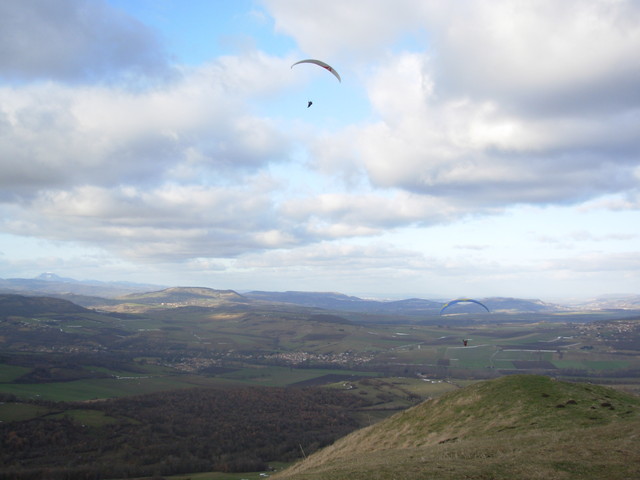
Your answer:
[0,386,368,479]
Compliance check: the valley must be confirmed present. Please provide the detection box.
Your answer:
[1,281,640,478]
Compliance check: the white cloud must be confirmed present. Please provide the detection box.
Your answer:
[0,56,292,200]
[263,0,428,59]
[282,190,457,232]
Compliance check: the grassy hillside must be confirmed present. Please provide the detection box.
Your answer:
[274,375,640,480]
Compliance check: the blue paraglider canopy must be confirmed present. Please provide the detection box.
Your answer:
[440,298,490,315]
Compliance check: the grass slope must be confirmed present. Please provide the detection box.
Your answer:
[274,375,640,480]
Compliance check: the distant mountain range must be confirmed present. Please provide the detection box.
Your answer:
[0,273,639,315]
[244,291,560,314]
[0,273,163,299]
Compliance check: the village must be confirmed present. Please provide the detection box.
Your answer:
[165,350,376,373]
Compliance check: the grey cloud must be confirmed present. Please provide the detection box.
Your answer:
[352,54,640,212]
[0,63,290,201]
[406,153,637,207]
[0,0,168,82]
[280,191,458,237]
[0,181,294,261]
[425,1,640,117]
[1,182,449,264]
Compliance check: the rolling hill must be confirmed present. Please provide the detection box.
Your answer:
[0,294,91,316]
[4,274,640,315]
[118,286,247,305]
[274,375,640,480]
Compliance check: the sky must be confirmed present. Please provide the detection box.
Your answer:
[1,0,639,301]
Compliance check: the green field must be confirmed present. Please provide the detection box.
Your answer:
[0,364,31,382]
[0,402,52,422]
[218,365,379,386]
[0,373,237,401]
[0,363,383,401]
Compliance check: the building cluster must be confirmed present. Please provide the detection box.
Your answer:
[160,350,375,373]
[577,319,640,337]
[260,350,375,366]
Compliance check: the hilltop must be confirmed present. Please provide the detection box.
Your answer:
[118,286,246,306]
[0,294,90,316]
[274,375,640,480]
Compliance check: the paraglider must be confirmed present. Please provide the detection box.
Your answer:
[292,59,340,108]
[440,298,490,315]
[291,59,341,82]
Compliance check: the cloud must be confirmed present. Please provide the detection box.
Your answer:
[263,0,427,59]
[0,56,291,200]
[0,45,300,262]
[298,1,640,211]
[580,190,640,211]
[232,241,443,294]
[281,190,458,234]
[1,180,289,260]
[238,241,424,269]
[426,0,640,116]
[0,0,168,82]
